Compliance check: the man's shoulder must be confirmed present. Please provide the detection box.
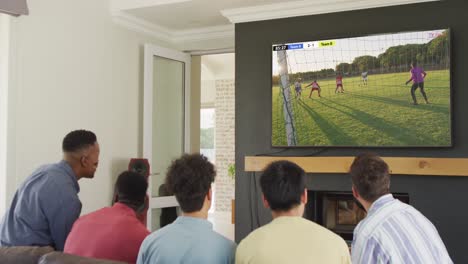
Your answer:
[23,162,54,180]
[123,215,151,237]
[141,223,235,259]
[239,222,270,244]
[355,199,411,238]
[45,162,73,179]
[155,221,234,245]
[141,223,179,246]
[30,162,72,184]
[195,229,235,262]
[74,207,110,223]
[238,218,349,261]
[297,218,348,243]
[215,233,236,252]
[19,163,67,194]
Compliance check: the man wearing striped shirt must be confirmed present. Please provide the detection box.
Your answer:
[350,153,452,264]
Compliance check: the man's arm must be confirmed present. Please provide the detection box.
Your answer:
[43,182,82,251]
[136,238,148,264]
[406,71,414,85]
[352,236,389,264]
[235,241,250,264]
[338,239,351,264]
[228,242,237,264]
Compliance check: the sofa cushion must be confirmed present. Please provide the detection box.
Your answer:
[39,251,127,264]
[0,246,54,264]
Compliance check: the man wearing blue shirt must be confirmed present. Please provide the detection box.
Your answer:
[0,129,99,251]
[137,153,236,264]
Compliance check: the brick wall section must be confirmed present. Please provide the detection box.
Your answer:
[214,79,235,212]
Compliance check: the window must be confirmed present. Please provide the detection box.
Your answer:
[200,108,215,163]
[200,107,215,212]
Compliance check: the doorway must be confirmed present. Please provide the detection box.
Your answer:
[200,53,235,240]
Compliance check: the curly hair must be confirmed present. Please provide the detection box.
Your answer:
[350,153,390,202]
[165,153,216,213]
[260,160,306,212]
[62,129,97,153]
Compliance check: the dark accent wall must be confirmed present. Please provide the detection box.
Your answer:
[235,0,468,262]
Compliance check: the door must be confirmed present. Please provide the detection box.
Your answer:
[143,44,191,231]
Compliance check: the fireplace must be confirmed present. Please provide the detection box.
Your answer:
[305,191,409,242]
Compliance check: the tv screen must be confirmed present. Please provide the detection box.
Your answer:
[272,29,451,147]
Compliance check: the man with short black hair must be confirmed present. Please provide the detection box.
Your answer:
[137,153,236,264]
[64,171,150,263]
[350,153,452,263]
[236,160,351,264]
[0,129,99,251]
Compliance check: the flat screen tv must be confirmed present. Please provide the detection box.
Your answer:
[272,29,451,147]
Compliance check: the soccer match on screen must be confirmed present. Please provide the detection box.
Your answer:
[272,29,451,147]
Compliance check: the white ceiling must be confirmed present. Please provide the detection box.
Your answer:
[200,53,235,106]
[202,53,235,80]
[110,0,440,52]
[125,0,292,31]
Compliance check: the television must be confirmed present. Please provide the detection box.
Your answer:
[272,29,451,147]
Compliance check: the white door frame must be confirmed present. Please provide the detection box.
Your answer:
[0,14,10,216]
[143,43,191,230]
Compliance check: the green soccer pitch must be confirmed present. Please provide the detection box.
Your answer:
[272,70,451,147]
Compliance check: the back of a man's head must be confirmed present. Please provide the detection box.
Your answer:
[165,153,215,213]
[350,153,390,202]
[260,160,306,212]
[62,130,97,153]
[115,171,148,212]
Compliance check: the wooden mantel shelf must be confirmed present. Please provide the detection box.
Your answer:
[244,156,468,176]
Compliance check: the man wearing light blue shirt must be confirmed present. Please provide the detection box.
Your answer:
[0,130,99,251]
[137,154,236,264]
[350,153,452,264]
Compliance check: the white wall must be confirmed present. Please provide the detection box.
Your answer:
[6,0,174,215]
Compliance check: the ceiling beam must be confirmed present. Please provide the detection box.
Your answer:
[221,0,441,24]
[110,11,234,51]
[111,0,192,11]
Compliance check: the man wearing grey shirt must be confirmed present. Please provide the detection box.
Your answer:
[0,129,99,251]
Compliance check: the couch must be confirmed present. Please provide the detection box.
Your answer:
[0,246,126,264]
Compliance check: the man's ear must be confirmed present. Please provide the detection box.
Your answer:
[352,185,359,199]
[301,188,308,205]
[80,155,87,167]
[261,194,270,209]
[207,188,212,201]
